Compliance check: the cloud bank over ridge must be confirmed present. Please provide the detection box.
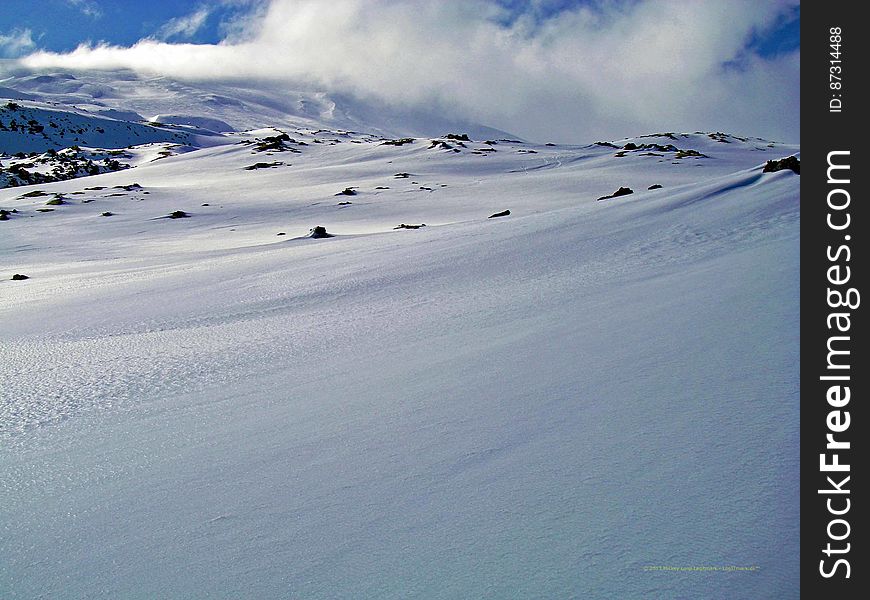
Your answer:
[16,0,799,143]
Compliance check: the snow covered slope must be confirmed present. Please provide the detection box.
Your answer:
[1,67,514,141]
[0,99,194,154]
[1,66,514,189]
[0,79,799,600]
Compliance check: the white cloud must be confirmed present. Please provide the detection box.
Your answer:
[156,6,213,41]
[217,0,270,43]
[18,0,800,143]
[66,0,103,18]
[0,28,36,58]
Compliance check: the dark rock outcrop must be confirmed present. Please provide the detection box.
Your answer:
[309,226,332,238]
[763,156,800,175]
[597,187,634,201]
[381,138,414,146]
[245,162,284,170]
[394,223,426,229]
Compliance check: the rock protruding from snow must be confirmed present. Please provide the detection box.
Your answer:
[309,226,332,238]
[597,187,634,201]
[0,146,132,189]
[763,156,800,175]
[245,162,284,170]
[381,138,415,146]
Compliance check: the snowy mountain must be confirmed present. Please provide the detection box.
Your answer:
[0,99,194,154]
[0,69,799,599]
[1,67,515,141]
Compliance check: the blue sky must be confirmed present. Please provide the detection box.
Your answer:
[0,1,262,52]
[2,0,798,57]
[1,1,801,142]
